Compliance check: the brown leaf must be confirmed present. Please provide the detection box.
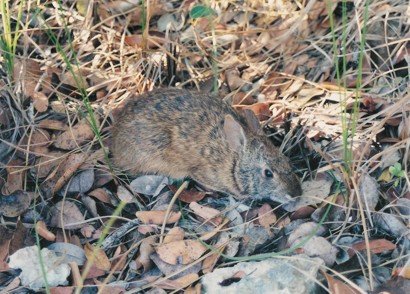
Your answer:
[163,227,185,244]
[0,277,20,293]
[0,190,32,217]
[67,169,94,193]
[189,202,223,226]
[200,218,229,241]
[257,203,277,230]
[0,226,13,265]
[3,159,25,194]
[49,201,86,229]
[323,272,361,294]
[88,188,112,204]
[392,267,410,279]
[135,236,156,272]
[116,185,134,203]
[111,244,128,273]
[40,153,87,198]
[9,221,35,255]
[37,119,68,131]
[13,59,42,98]
[82,264,106,279]
[185,284,201,294]
[124,34,167,48]
[32,91,49,112]
[18,128,51,156]
[136,210,181,225]
[349,239,396,257]
[290,206,315,220]
[50,286,76,294]
[225,69,244,91]
[54,115,100,150]
[202,243,227,274]
[169,186,206,203]
[156,240,207,265]
[34,151,66,179]
[93,169,114,188]
[80,225,96,238]
[36,220,56,241]
[155,273,199,290]
[138,225,157,235]
[232,92,254,105]
[235,103,271,121]
[84,242,111,271]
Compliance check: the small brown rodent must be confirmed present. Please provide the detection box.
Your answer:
[112,88,302,201]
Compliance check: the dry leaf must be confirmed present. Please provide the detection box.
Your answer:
[13,59,41,98]
[130,175,169,196]
[392,267,410,279]
[117,185,134,203]
[358,173,379,213]
[48,242,86,266]
[257,203,277,230]
[349,239,396,257]
[290,206,315,220]
[136,210,181,225]
[4,160,25,194]
[84,242,111,271]
[67,169,94,194]
[80,225,96,238]
[200,218,230,241]
[34,152,66,179]
[32,91,49,112]
[156,240,207,265]
[40,153,87,198]
[155,273,199,290]
[0,225,13,270]
[283,175,332,212]
[0,276,20,292]
[202,243,228,274]
[185,284,201,294]
[91,169,113,188]
[111,245,128,273]
[36,220,56,241]
[18,128,51,155]
[54,115,100,150]
[236,102,271,121]
[300,236,338,267]
[138,225,157,235]
[163,227,185,244]
[88,188,111,204]
[0,190,32,217]
[37,119,68,131]
[378,168,392,182]
[124,34,167,48]
[169,186,206,203]
[49,201,86,229]
[151,253,202,282]
[189,202,223,226]
[225,69,245,91]
[323,272,361,294]
[232,92,254,105]
[135,236,156,272]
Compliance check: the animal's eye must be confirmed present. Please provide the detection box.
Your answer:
[264,169,273,178]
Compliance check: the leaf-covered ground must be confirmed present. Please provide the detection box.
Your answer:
[0,0,409,293]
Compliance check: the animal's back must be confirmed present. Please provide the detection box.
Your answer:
[112,88,239,177]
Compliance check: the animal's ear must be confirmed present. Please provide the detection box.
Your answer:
[223,114,247,151]
[242,108,263,135]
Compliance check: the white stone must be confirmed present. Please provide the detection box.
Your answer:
[201,255,323,294]
[9,246,71,290]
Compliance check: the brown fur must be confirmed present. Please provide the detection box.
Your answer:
[111,88,302,200]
